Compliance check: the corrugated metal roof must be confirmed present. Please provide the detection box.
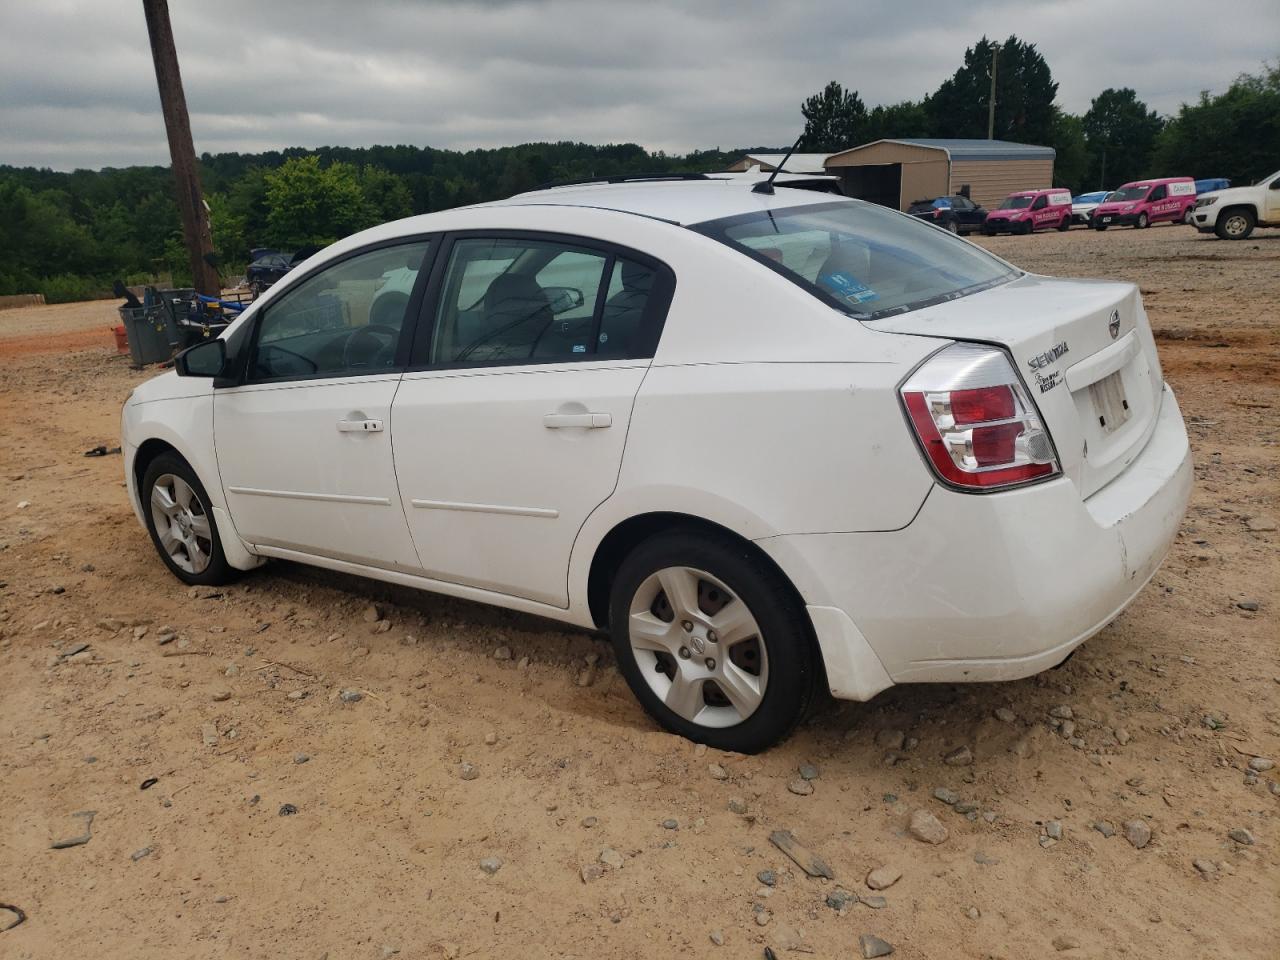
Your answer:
[736,153,832,173]
[830,139,1056,162]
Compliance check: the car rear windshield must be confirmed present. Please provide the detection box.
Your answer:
[997,195,1034,209]
[692,200,1019,321]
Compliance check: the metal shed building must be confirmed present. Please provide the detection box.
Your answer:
[823,139,1056,212]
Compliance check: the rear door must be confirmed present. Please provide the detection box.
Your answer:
[390,232,674,606]
[214,239,434,568]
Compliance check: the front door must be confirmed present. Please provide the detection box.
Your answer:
[215,240,433,569]
[391,233,673,606]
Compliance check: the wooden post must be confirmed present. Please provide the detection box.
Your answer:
[141,0,220,297]
[986,43,1000,141]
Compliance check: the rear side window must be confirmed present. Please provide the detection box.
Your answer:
[426,237,668,366]
[694,200,1019,321]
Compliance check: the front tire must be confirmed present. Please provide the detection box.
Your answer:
[608,530,817,753]
[1135,212,1149,229]
[1094,220,1108,231]
[1215,208,1255,240]
[142,453,235,586]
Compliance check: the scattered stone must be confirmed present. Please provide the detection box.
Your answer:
[994,707,1016,723]
[708,930,724,946]
[727,797,748,815]
[214,895,230,904]
[372,621,392,634]
[201,723,218,747]
[1045,821,1063,841]
[288,690,307,701]
[278,803,298,816]
[1116,728,1131,746]
[1093,821,1116,838]
[130,846,152,862]
[708,763,729,781]
[865,865,901,890]
[1049,705,1074,720]
[1124,820,1152,850]
[933,787,960,805]
[1247,757,1274,772]
[859,933,894,958]
[1244,515,1277,533]
[580,816,598,829]
[362,604,384,623]
[826,888,857,911]
[493,645,512,661]
[459,762,479,781]
[965,906,981,920]
[943,745,973,766]
[757,869,777,887]
[908,809,948,844]
[599,848,624,870]
[787,778,814,796]
[661,818,679,830]
[859,895,888,910]
[293,753,310,764]
[1237,600,1260,612]
[49,814,95,849]
[212,691,231,702]
[479,856,503,875]
[874,729,905,751]
[769,829,835,879]
[339,689,363,703]
[1052,934,1081,951]
[973,851,1000,865]
[954,801,979,815]
[1228,828,1255,845]
[798,762,820,781]
[580,863,604,883]
[224,664,240,678]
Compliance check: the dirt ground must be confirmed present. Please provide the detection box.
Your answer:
[1,224,1277,960]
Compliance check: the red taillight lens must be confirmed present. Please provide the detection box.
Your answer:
[901,344,1059,491]
[950,385,1015,424]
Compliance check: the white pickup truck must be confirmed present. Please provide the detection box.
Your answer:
[1190,168,1280,239]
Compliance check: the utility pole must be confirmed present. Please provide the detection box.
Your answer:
[141,0,220,297]
[986,42,1000,140]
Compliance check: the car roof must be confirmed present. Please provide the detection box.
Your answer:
[488,178,845,227]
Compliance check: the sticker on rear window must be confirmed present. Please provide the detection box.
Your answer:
[818,271,880,304]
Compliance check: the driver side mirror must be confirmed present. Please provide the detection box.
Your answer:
[175,338,227,379]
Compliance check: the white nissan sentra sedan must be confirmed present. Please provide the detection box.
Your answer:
[122,175,1192,752]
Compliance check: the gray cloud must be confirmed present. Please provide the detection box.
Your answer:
[3,0,1275,170]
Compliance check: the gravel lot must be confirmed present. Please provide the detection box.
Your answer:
[1,223,1277,959]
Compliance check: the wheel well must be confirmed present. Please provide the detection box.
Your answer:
[586,512,810,635]
[1220,203,1256,219]
[133,438,183,493]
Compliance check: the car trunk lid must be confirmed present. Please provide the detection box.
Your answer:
[871,274,1165,499]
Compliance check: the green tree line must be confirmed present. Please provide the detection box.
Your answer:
[1,37,1275,303]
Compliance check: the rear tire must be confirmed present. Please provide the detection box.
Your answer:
[945,220,959,234]
[1057,216,1070,231]
[1215,207,1255,240]
[608,530,817,753]
[141,452,236,586]
[982,226,995,236]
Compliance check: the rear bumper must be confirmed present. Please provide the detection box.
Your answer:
[761,383,1191,695]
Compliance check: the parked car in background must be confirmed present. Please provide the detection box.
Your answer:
[1189,169,1280,239]
[245,246,321,298]
[1070,191,1112,225]
[122,178,1191,752]
[907,195,988,234]
[1193,178,1230,195]
[983,189,1072,234]
[1092,177,1196,230]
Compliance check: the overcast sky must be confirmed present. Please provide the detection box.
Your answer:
[3,0,1276,171]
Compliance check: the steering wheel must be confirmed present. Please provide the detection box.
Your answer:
[342,324,399,369]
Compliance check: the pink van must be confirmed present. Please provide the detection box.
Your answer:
[982,188,1073,235]
[1092,177,1196,230]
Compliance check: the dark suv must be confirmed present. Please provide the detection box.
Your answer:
[907,195,988,235]
[244,247,320,298]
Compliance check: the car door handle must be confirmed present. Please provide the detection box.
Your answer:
[337,418,384,433]
[542,412,612,429]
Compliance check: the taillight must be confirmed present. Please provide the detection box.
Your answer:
[901,343,1059,491]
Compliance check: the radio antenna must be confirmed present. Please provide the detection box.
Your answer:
[752,134,805,195]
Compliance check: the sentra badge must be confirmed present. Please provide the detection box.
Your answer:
[1027,341,1069,371]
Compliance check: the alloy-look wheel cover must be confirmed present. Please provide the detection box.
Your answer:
[628,566,769,728]
[150,474,213,574]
